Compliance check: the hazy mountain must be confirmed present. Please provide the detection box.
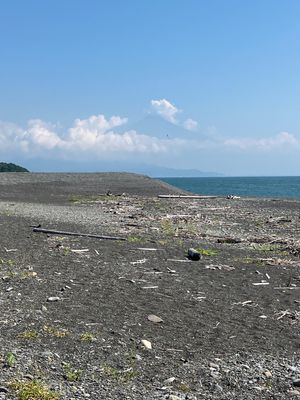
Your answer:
[22,159,222,177]
[118,114,201,140]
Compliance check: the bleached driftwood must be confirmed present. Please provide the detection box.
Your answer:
[158,195,218,199]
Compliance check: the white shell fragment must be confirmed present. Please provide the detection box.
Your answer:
[164,376,176,383]
[141,339,152,349]
[147,314,163,323]
[47,297,60,302]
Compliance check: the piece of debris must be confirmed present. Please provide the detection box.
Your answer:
[205,264,235,271]
[141,339,152,349]
[167,267,177,274]
[47,297,60,302]
[217,237,242,244]
[293,379,300,387]
[158,194,218,199]
[187,248,201,261]
[252,282,270,286]
[233,300,253,306]
[276,310,291,320]
[137,248,161,251]
[130,259,147,265]
[4,247,18,252]
[71,249,89,253]
[164,377,176,383]
[141,286,158,289]
[147,314,163,323]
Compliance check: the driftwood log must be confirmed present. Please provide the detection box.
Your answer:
[32,227,126,241]
[158,195,218,199]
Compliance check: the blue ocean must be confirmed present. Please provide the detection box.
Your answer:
[159,176,300,199]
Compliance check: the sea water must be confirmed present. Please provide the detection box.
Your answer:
[159,176,300,199]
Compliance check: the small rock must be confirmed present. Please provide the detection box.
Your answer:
[147,314,163,323]
[24,374,34,380]
[288,389,300,397]
[209,362,220,370]
[141,339,152,349]
[264,370,272,378]
[293,379,300,387]
[41,305,47,312]
[47,297,60,302]
[0,388,8,394]
[168,396,181,400]
[164,377,176,383]
[187,248,201,261]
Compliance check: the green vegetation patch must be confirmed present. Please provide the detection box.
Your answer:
[18,330,39,339]
[9,380,59,400]
[62,363,82,382]
[196,248,218,256]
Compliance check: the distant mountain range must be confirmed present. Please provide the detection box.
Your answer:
[21,159,222,177]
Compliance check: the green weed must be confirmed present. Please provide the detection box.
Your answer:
[18,330,39,339]
[5,352,16,367]
[102,364,137,383]
[9,380,59,400]
[197,248,218,256]
[80,332,96,342]
[62,363,82,382]
[43,325,69,338]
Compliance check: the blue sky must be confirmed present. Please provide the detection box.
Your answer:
[1,0,300,175]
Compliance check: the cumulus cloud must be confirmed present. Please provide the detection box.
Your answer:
[150,99,180,124]
[0,114,184,160]
[150,99,200,132]
[1,110,299,167]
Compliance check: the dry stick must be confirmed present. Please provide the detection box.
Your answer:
[32,227,126,241]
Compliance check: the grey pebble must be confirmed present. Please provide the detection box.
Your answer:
[293,378,300,387]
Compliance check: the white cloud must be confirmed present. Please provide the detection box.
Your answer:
[0,114,184,159]
[26,119,63,150]
[150,99,180,124]
[150,99,199,132]
[183,118,198,131]
[223,131,299,150]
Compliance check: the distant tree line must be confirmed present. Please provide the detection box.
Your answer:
[0,162,29,172]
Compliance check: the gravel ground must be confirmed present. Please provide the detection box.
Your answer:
[0,173,300,399]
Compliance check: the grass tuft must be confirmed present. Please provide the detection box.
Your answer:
[18,330,39,339]
[9,380,59,400]
[196,248,218,256]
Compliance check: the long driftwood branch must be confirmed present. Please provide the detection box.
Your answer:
[158,195,218,199]
[32,227,126,241]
